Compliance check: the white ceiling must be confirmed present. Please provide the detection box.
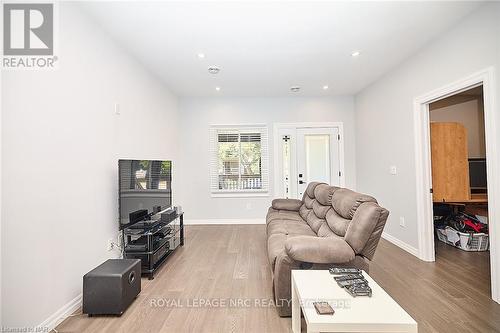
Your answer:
[81,1,483,97]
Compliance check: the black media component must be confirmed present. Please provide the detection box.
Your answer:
[161,208,177,223]
[83,259,141,316]
[129,209,149,225]
[123,212,184,279]
[469,158,487,190]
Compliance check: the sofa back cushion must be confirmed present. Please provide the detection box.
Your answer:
[305,181,322,198]
[331,188,377,219]
[314,183,337,205]
[312,200,330,219]
[302,182,334,235]
[325,209,351,236]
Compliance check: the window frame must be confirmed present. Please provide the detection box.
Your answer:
[210,124,270,197]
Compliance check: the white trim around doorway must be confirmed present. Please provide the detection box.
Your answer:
[413,67,499,303]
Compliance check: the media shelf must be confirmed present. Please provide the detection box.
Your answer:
[123,212,184,279]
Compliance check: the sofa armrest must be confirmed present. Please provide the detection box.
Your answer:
[272,199,303,211]
[284,236,355,264]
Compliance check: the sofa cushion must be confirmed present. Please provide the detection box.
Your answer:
[271,198,303,211]
[267,218,315,237]
[313,184,337,205]
[325,209,351,236]
[266,208,303,224]
[299,204,311,221]
[305,182,323,198]
[312,200,331,219]
[304,195,315,209]
[331,188,377,219]
[267,223,316,269]
[306,213,324,234]
[317,221,336,237]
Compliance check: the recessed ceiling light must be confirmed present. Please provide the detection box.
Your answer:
[290,86,300,93]
[197,53,205,59]
[215,86,221,91]
[323,85,329,90]
[208,66,220,74]
[351,51,361,57]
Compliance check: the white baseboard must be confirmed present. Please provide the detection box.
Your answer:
[184,218,265,225]
[382,232,419,258]
[39,293,82,332]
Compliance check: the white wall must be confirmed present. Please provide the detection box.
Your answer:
[1,3,179,327]
[178,96,355,221]
[355,3,500,250]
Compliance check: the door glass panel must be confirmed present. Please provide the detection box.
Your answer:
[305,134,330,184]
[282,135,291,198]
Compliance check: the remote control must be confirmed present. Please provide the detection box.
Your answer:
[345,284,372,297]
[333,274,364,282]
[329,267,361,275]
[337,278,368,288]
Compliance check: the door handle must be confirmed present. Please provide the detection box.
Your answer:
[298,180,304,184]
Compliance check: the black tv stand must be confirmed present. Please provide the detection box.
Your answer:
[123,212,184,279]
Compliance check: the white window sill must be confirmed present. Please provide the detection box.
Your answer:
[211,191,270,198]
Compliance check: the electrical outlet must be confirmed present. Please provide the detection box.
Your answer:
[390,166,397,175]
[399,216,406,227]
[246,202,252,210]
[107,238,115,251]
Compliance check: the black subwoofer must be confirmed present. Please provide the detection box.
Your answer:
[83,259,141,316]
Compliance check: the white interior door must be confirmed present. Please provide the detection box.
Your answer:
[296,127,340,198]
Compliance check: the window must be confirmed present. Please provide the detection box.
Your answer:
[210,126,269,195]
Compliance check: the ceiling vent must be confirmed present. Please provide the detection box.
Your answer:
[290,86,301,92]
[208,66,220,74]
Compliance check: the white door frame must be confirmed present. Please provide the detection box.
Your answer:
[273,122,345,198]
[413,67,499,303]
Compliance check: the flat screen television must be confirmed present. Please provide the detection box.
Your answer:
[119,159,172,230]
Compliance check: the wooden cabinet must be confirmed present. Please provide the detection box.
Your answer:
[430,122,470,202]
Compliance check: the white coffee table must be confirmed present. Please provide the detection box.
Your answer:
[291,270,417,333]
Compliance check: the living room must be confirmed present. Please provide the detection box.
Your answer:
[1,1,500,332]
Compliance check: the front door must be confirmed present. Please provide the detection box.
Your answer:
[296,127,340,198]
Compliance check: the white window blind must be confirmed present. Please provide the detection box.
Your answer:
[210,125,269,194]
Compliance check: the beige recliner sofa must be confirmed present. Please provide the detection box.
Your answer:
[266,182,389,316]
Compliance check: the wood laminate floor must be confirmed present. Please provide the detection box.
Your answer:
[57,225,500,333]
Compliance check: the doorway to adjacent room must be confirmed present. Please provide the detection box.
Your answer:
[413,68,499,303]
